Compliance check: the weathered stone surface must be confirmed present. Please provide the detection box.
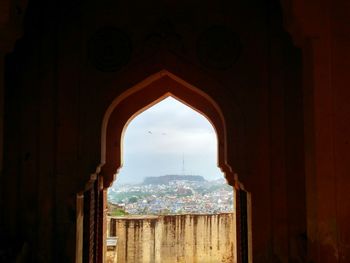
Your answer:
[109,213,235,263]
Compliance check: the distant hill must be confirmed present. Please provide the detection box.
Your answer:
[143,175,206,185]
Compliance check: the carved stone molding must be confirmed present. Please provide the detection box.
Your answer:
[0,0,26,54]
[279,0,330,47]
[0,27,20,54]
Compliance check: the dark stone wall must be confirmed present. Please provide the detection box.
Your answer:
[0,0,310,262]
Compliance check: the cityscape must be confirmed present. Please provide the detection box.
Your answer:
[107,175,234,215]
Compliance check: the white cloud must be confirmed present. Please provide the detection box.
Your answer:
[115,96,224,184]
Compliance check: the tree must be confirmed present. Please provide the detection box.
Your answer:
[128,196,138,203]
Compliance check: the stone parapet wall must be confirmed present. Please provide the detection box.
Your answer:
[108,213,235,263]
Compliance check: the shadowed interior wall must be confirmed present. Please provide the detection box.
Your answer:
[0,0,305,261]
[3,0,350,262]
[110,213,235,263]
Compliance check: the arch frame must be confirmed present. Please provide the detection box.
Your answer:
[100,69,235,188]
[78,69,249,263]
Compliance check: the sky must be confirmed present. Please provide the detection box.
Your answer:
[112,96,225,185]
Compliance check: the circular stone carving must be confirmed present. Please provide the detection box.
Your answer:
[197,26,241,70]
[88,27,132,72]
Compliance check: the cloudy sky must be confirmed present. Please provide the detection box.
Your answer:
[112,96,225,185]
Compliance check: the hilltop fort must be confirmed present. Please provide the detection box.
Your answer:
[143,175,205,185]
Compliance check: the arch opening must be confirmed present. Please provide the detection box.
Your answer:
[77,70,251,263]
[117,95,227,186]
[106,95,236,263]
[101,70,234,189]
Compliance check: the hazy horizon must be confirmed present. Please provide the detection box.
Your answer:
[111,96,226,186]
[112,175,227,186]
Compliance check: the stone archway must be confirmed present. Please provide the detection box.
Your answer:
[78,70,250,263]
[101,70,233,188]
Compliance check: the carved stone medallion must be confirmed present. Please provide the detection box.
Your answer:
[197,26,240,70]
[88,27,132,72]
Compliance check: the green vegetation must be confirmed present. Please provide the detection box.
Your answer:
[128,196,138,203]
[111,191,146,203]
[110,208,129,216]
[159,208,171,215]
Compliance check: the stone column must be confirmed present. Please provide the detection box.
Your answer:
[0,22,20,228]
[0,49,5,227]
[0,13,21,261]
[0,0,21,174]
[0,0,23,210]
[0,50,5,175]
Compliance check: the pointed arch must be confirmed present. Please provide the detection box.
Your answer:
[100,70,234,188]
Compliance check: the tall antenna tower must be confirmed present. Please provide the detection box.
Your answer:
[182,153,185,175]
